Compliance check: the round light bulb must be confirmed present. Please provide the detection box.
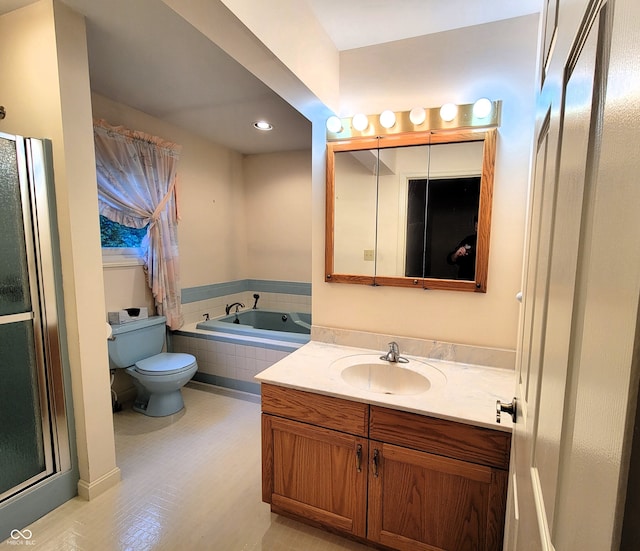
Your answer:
[379,110,396,129]
[326,116,343,133]
[439,103,458,122]
[473,98,493,118]
[352,113,369,132]
[409,107,426,125]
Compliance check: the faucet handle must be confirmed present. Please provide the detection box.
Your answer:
[385,341,409,364]
[379,341,400,362]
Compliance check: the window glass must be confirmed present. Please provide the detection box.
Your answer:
[99,215,147,248]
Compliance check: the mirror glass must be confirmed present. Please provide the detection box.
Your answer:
[333,147,380,276]
[326,130,496,292]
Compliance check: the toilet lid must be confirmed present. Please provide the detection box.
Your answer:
[134,352,197,376]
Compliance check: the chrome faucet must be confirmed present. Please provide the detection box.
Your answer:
[225,302,244,315]
[380,341,409,363]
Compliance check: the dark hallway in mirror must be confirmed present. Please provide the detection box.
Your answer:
[405,176,480,279]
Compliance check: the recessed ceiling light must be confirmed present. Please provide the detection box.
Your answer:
[253,121,273,131]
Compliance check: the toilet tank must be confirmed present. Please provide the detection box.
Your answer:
[108,315,167,368]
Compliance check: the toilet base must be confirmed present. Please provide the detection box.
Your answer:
[125,360,197,417]
[133,388,185,417]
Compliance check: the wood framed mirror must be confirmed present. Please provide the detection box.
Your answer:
[325,128,496,292]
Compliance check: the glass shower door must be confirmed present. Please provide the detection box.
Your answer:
[0,133,66,502]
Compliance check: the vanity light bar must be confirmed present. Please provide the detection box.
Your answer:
[325,100,502,141]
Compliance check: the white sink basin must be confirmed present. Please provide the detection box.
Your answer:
[341,363,431,395]
[331,354,446,396]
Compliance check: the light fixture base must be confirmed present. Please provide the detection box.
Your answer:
[326,100,501,141]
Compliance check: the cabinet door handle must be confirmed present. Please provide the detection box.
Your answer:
[355,444,362,472]
[372,448,380,477]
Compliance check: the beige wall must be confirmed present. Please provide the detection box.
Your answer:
[102,264,155,316]
[243,151,312,282]
[0,0,119,499]
[311,16,539,350]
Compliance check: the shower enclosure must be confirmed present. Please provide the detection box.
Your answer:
[0,131,75,538]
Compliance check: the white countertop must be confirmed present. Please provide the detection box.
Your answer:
[255,341,515,433]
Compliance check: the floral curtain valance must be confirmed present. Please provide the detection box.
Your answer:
[94,119,183,329]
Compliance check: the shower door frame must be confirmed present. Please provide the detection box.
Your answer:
[0,132,71,504]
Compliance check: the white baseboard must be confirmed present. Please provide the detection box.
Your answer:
[77,467,121,500]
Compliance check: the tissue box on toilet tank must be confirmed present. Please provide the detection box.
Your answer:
[108,307,148,325]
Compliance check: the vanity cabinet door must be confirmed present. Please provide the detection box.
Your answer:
[367,441,508,551]
[262,414,369,538]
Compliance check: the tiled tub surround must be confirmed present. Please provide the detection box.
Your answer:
[170,325,304,395]
[181,280,311,325]
[197,309,311,344]
[256,340,515,432]
[174,281,311,394]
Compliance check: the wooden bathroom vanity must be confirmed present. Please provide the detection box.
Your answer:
[261,382,511,551]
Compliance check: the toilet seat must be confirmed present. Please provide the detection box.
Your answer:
[134,352,197,376]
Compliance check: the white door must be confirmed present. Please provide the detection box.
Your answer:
[505,1,620,548]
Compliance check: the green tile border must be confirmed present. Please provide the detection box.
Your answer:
[181,279,311,304]
[247,279,311,296]
[192,372,261,395]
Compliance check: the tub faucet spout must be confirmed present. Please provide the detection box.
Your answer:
[225,302,245,315]
[380,341,409,363]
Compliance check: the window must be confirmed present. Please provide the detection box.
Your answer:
[99,215,147,248]
[94,119,183,327]
[100,215,147,266]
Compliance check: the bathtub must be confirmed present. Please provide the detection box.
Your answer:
[196,309,311,344]
[171,309,311,395]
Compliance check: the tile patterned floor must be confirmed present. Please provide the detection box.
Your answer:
[4,384,370,551]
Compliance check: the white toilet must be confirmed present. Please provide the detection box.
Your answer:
[107,315,197,417]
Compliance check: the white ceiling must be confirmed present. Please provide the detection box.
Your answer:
[1,0,541,154]
[306,0,541,51]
